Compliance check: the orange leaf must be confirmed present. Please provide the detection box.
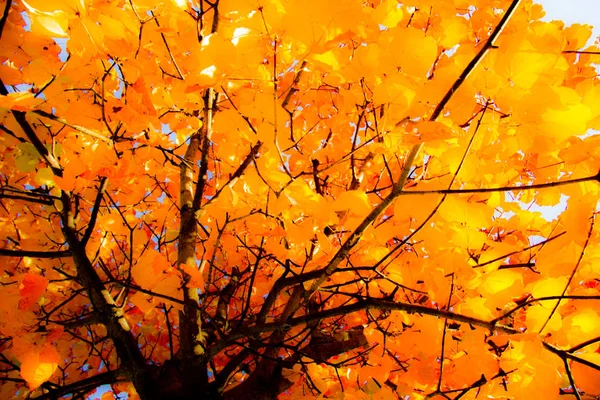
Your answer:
[131,77,157,116]
[181,264,206,289]
[571,353,600,396]
[19,345,60,390]
[19,273,49,311]
[332,190,371,216]
[0,92,44,111]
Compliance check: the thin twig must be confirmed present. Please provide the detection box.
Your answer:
[0,249,71,258]
[429,0,523,120]
[0,0,11,40]
[403,173,600,196]
[539,214,596,333]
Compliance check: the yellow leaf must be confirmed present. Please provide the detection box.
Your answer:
[541,104,591,141]
[438,18,468,48]
[332,190,371,216]
[311,51,340,70]
[171,0,187,8]
[526,304,562,333]
[564,309,600,346]
[15,142,41,173]
[281,180,331,221]
[21,1,69,38]
[372,74,416,109]
[181,264,205,289]
[371,0,403,28]
[457,297,495,320]
[530,277,568,301]
[19,345,59,390]
[35,168,56,187]
[571,353,600,396]
[33,14,69,37]
[495,40,558,89]
[438,196,493,227]
[384,27,438,77]
[97,15,127,41]
[564,24,593,51]
[480,269,524,302]
[0,92,44,111]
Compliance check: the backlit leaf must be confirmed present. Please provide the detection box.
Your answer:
[18,273,49,311]
[0,92,44,111]
[19,345,60,389]
[2,0,600,398]
[571,353,600,396]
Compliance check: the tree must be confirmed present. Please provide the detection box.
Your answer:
[1,0,600,398]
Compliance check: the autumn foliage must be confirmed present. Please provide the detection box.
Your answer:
[2,0,600,398]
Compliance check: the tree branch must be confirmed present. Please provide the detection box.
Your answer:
[474,231,566,269]
[0,249,71,258]
[203,140,263,208]
[306,144,423,297]
[562,50,600,55]
[429,0,522,120]
[176,91,213,394]
[59,192,158,399]
[81,177,108,247]
[0,79,63,177]
[0,193,53,205]
[192,89,214,211]
[32,369,125,400]
[31,109,113,143]
[223,329,368,399]
[210,8,526,396]
[403,173,600,196]
[540,214,595,334]
[177,125,202,363]
[493,295,600,322]
[53,314,100,329]
[0,0,11,40]
[544,342,600,373]
[206,298,517,361]
[247,299,517,336]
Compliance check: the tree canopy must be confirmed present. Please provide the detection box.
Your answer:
[2,0,600,398]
